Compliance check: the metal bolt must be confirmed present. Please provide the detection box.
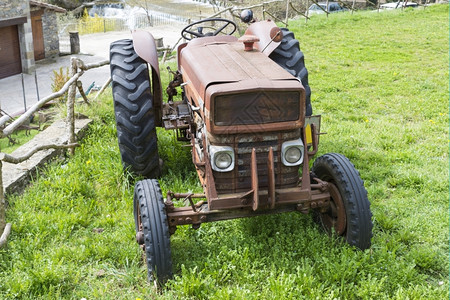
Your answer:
[136,231,144,245]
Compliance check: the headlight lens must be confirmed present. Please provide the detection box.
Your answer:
[215,152,232,169]
[285,146,301,163]
[281,139,304,166]
[210,145,235,172]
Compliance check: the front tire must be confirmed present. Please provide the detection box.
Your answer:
[110,39,160,178]
[312,153,373,250]
[134,179,173,283]
[269,28,313,116]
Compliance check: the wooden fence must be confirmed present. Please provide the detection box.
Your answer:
[59,11,192,37]
[0,58,110,248]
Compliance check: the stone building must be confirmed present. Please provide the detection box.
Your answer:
[0,0,66,79]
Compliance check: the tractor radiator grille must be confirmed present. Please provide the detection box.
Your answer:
[214,91,300,126]
[212,130,301,194]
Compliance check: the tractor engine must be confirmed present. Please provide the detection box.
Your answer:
[179,35,306,197]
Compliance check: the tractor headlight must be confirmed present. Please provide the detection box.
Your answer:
[281,139,304,166]
[210,145,234,172]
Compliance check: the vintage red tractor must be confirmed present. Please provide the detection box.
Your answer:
[110,12,372,283]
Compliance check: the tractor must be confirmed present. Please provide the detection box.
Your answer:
[109,11,372,283]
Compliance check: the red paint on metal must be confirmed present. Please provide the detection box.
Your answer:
[238,35,260,51]
[267,147,276,209]
[251,148,259,211]
[131,30,163,126]
[244,20,282,55]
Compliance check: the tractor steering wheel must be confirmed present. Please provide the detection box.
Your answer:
[181,18,237,41]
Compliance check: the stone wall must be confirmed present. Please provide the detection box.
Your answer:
[0,0,35,74]
[42,10,60,58]
[0,0,28,19]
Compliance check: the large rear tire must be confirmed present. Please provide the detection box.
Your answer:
[110,39,160,178]
[134,179,173,283]
[312,153,373,250]
[269,28,313,116]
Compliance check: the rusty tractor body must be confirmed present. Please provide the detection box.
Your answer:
[110,15,372,283]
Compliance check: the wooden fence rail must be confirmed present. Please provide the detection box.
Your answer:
[0,58,110,248]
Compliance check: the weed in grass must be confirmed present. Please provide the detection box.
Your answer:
[51,67,70,102]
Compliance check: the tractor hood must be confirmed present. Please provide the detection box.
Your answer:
[179,36,301,101]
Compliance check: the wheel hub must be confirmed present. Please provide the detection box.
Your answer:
[136,231,144,245]
[320,182,346,235]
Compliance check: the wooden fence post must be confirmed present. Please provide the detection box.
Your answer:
[69,31,80,54]
[0,159,12,248]
[0,161,5,235]
[67,58,77,155]
[285,0,289,27]
[306,0,309,23]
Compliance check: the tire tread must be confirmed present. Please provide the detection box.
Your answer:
[269,28,312,116]
[110,39,160,178]
[312,153,373,250]
[134,179,172,282]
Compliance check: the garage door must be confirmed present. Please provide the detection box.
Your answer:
[0,25,22,79]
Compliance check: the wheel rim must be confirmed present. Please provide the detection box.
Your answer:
[134,199,145,247]
[320,182,346,235]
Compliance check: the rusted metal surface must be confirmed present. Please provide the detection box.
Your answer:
[305,115,322,146]
[244,20,282,55]
[317,182,346,235]
[179,38,301,102]
[131,30,163,126]
[161,102,190,133]
[301,128,311,192]
[166,68,183,103]
[204,82,305,135]
[135,202,145,245]
[164,183,331,228]
[153,20,328,234]
[267,147,276,209]
[210,130,301,195]
[251,148,259,211]
[238,35,260,51]
[269,27,283,43]
[307,123,319,156]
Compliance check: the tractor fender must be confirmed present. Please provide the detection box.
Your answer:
[244,20,282,56]
[131,30,163,126]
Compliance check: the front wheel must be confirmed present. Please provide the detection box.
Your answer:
[134,179,173,283]
[312,153,373,250]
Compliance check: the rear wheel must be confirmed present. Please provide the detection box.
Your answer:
[312,153,373,250]
[110,39,160,178]
[134,179,172,283]
[269,28,312,116]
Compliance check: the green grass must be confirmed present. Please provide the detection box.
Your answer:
[0,124,41,154]
[0,5,448,299]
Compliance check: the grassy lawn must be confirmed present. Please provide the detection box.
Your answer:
[0,4,448,299]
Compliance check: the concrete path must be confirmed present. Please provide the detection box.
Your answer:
[0,25,183,116]
[3,118,92,196]
[0,25,184,195]
[0,55,110,116]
